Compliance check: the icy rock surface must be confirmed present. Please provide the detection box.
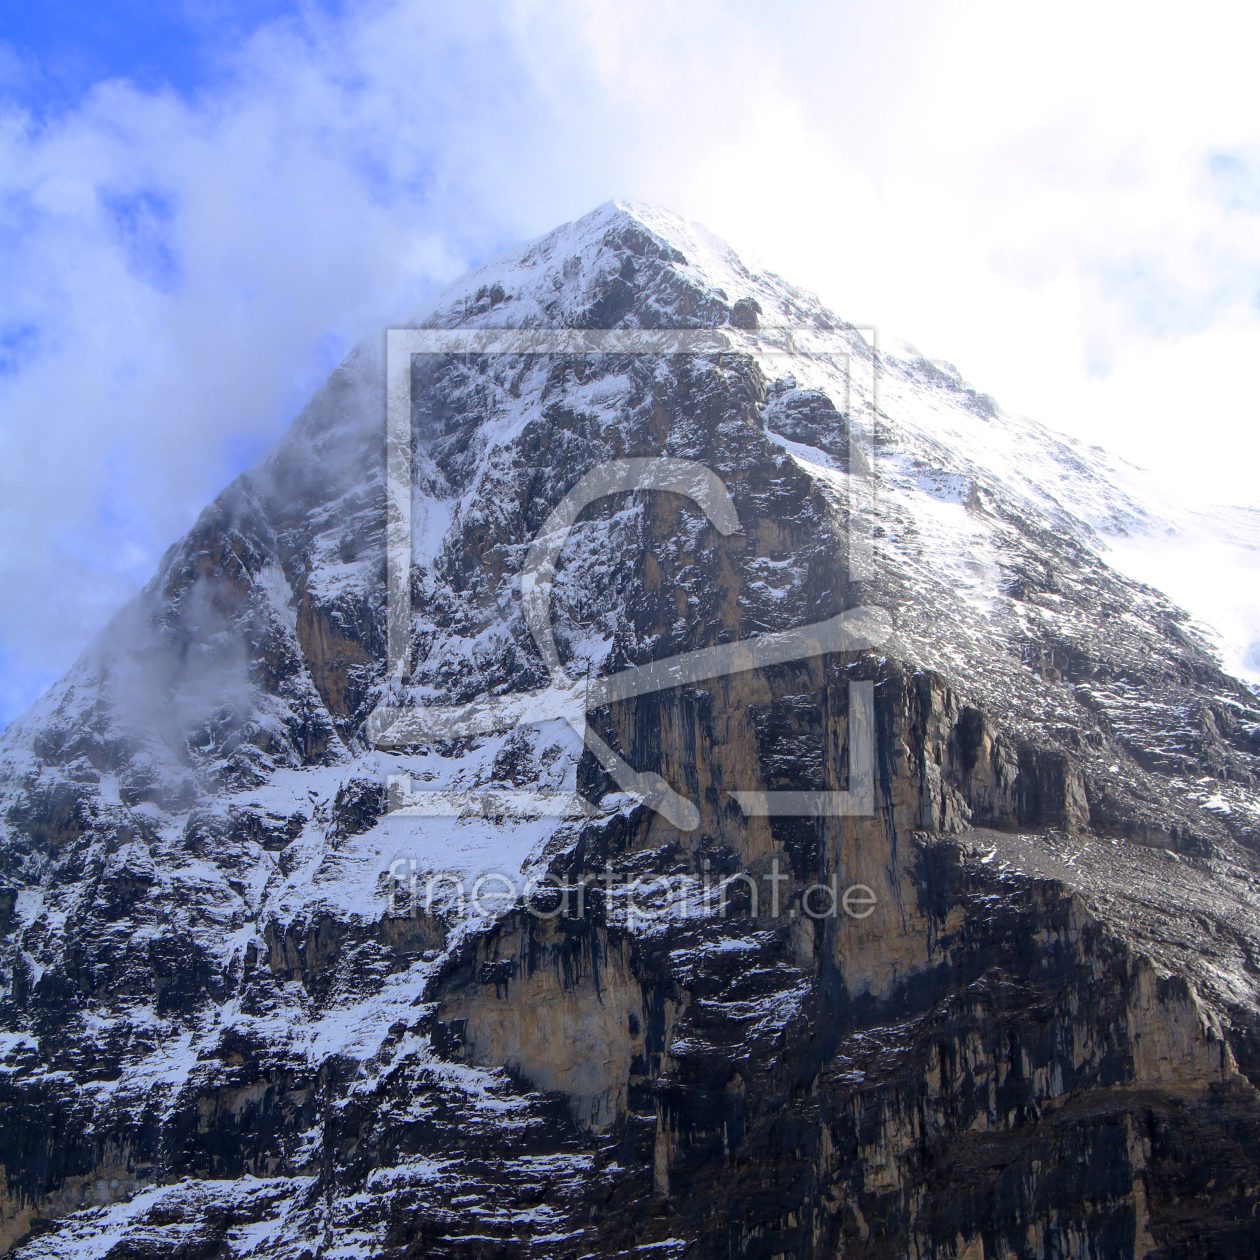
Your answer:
[2,200,1260,1257]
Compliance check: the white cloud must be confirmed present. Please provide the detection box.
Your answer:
[669,0,1260,502]
[2,0,1258,724]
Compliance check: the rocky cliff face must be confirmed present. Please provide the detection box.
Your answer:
[2,201,1259,1258]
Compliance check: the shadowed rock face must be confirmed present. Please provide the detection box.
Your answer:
[1,201,1259,1257]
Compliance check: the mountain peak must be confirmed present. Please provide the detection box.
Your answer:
[408,199,808,335]
[2,203,1259,1258]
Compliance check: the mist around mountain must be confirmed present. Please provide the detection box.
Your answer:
[1,201,1258,1257]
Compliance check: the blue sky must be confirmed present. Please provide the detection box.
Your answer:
[1,1,328,109]
[2,0,1259,727]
